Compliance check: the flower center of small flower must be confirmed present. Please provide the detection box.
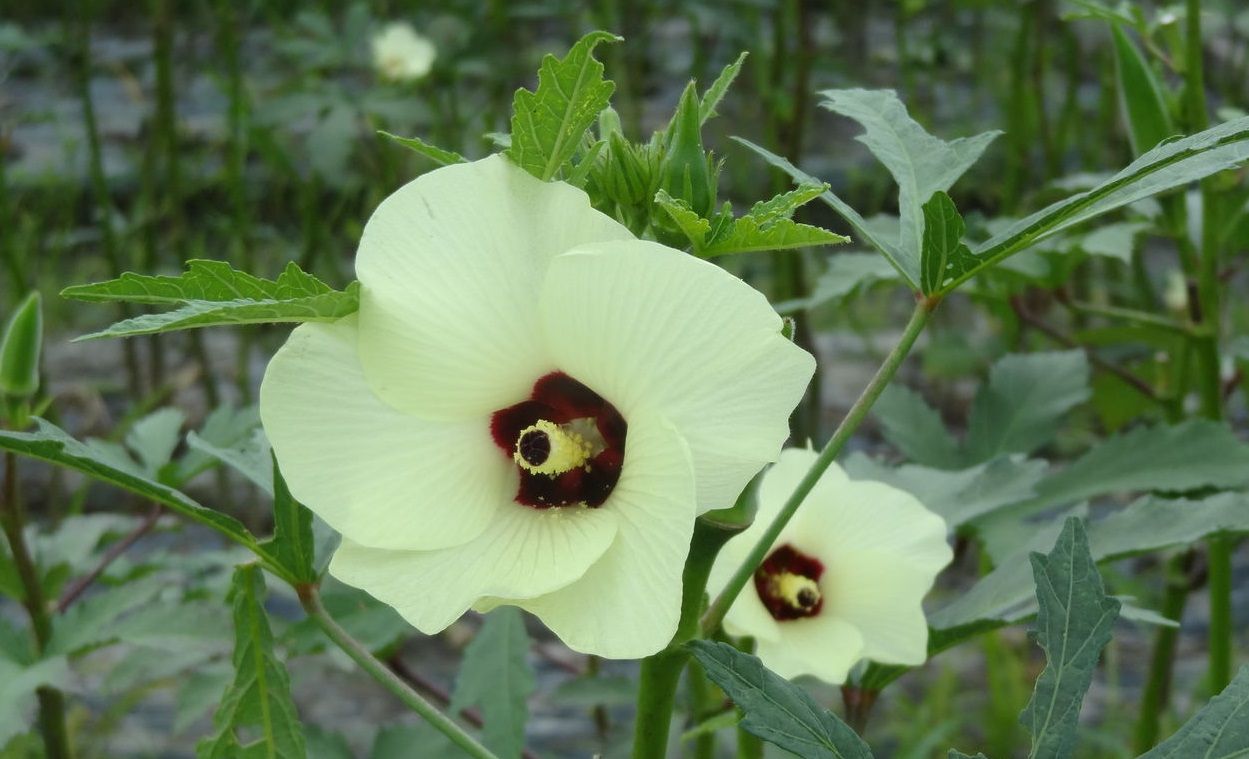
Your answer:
[754,544,824,621]
[490,372,627,510]
[513,420,592,475]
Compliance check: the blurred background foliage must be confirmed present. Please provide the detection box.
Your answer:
[2,0,1249,756]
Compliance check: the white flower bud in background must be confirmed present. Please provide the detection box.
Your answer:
[1163,270,1188,314]
[371,22,435,82]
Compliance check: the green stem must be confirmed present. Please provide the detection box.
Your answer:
[1061,299,1188,333]
[1183,0,1233,696]
[686,659,718,759]
[1,451,71,759]
[632,518,738,758]
[701,298,937,634]
[296,584,498,759]
[71,0,143,401]
[1135,551,1193,752]
[737,727,764,759]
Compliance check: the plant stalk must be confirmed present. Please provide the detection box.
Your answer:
[296,584,498,759]
[1,451,71,758]
[632,518,738,758]
[701,297,937,634]
[1181,0,1233,696]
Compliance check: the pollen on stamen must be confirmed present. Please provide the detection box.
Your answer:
[514,419,591,477]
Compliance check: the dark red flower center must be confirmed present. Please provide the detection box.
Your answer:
[490,372,627,509]
[754,544,824,621]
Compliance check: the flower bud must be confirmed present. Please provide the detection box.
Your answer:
[660,82,716,219]
[0,291,42,399]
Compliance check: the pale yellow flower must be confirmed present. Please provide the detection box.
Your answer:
[260,156,814,658]
[708,448,952,683]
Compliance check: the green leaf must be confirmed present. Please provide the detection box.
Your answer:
[946,115,1249,293]
[175,404,263,485]
[1078,220,1151,261]
[449,607,534,758]
[1142,666,1249,758]
[370,724,460,759]
[948,752,989,759]
[920,192,977,294]
[198,565,307,759]
[378,130,466,165]
[779,253,901,312]
[871,385,962,469]
[699,213,848,258]
[263,456,317,584]
[844,452,1046,529]
[1021,518,1120,759]
[932,492,1249,633]
[0,291,42,398]
[1030,419,1249,509]
[550,675,637,707]
[0,656,71,747]
[46,575,166,656]
[62,260,359,340]
[734,137,911,283]
[126,407,185,477]
[1111,24,1175,156]
[0,420,281,577]
[699,52,748,123]
[186,428,272,494]
[687,640,874,759]
[964,351,1092,464]
[506,31,620,181]
[819,89,1000,285]
[655,187,847,258]
[654,189,713,246]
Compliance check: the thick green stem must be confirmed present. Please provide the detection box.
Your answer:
[632,519,737,758]
[634,652,685,758]
[1182,0,1233,695]
[701,298,937,634]
[296,584,498,759]
[2,451,71,759]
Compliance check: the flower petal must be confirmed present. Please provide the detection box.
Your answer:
[822,554,938,665]
[792,479,952,572]
[540,241,814,512]
[707,532,783,644]
[259,317,510,551]
[497,412,697,659]
[756,615,864,685]
[790,475,951,666]
[355,155,632,420]
[329,501,618,633]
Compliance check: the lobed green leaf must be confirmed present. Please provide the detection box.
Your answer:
[947,115,1249,293]
[198,565,307,759]
[820,89,1000,285]
[1141,666,1249,758]
[964,351,1092,464]
[687,640,874,759]
[699,52,748,124]
[449,607,535,758]
[0,419,288,581]
[1020,518,1120,759]
[506,31,620,181]
[62,260,358,340]
[0,657,71,746]
[263,456,317,584]
[919,191,977,294]
[932,492,1249,634]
